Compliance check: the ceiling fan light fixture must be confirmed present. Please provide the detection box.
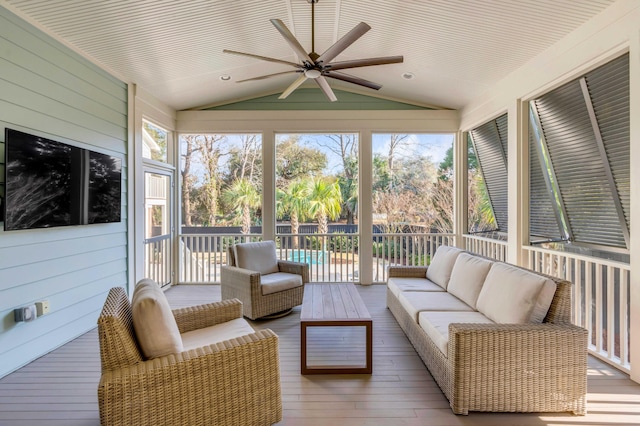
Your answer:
[304,69,322,79]
[402,72,415,80]
[220,74,231,81]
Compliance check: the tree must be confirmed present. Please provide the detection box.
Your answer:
[224,134,262,185]
[223,178,261,235]
[195,134,225,225]
[317,134,359,224]
[338,156,358,224]
[387,134,410,190]
[307,178,342,235]
[180,135,202,226]
[276,179,311,248]
[276,136,327,186]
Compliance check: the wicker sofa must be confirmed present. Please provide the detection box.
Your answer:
[386,245,588,415]
[97,284,282,426]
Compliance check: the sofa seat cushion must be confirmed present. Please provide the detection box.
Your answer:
[418,311,495,356]
[234,240,280,275]
[447,253,494,309]
[399,291,474,322]
[132,279,184,359]
[426,246,464,290]
[260,272,303,295]
[387,277,445,297]
[182,318,256,351]
[476,263,557,324]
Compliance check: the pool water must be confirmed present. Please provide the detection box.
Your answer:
[288,251,326,265]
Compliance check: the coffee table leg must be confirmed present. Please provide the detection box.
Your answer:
[301,321,308,374]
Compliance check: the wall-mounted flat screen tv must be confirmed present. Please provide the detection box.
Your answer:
[4,128,122,231]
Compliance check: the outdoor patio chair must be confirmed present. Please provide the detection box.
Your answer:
[221,240,309,320]
[97,281,282,426]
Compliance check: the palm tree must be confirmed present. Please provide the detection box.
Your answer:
[307,178,343,235]
[277,179,311,249]
[223,178,261,237]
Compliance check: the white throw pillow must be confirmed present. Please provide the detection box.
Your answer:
[476,263,557,324]
[234,240,280,275]
[446,253,493,309]
[426,245,463,290]
[132,279,184,359]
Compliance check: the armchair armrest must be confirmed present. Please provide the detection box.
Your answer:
[172,298,243,334]
[278,260,310,283]
[448,322,587,415]
[220,265,262,292]
[388,265,429,278]
[98,329,282,426]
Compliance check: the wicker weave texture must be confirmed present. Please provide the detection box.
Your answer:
[97,287,282,426]
[386,261,587,416]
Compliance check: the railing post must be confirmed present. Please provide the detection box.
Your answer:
[453,130,468,249]
[359,130,374,284]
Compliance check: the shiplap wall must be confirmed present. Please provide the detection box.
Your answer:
[0,7,128,378]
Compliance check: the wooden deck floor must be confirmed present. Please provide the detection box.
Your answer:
[1,284,639,425]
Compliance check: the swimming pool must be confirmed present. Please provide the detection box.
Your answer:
[288,250,326,265]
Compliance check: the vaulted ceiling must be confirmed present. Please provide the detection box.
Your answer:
[2,0,617,110]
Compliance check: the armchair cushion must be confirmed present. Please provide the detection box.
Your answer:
[132,280,183,359]
[234,240,280,275]
[260,272,303,295]
[181,318,256,351]
[476,263,557,324]
[426,245,463,289]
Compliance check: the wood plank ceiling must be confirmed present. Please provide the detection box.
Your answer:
[2,0,617,110]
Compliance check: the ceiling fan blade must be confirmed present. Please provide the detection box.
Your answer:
[327,55,404,71]
[315,76,338,102]
[279,74,308,99]
[237,70,300,83]
[317,22,371,65]
[325,71,382,90]
[270,19,314,64]
[223,49,301,67]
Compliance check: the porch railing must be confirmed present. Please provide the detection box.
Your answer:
[523,245,631,372]
[372,233,455,282]
[144,234,171,287]
[463,234,508,261]
[178,232,455,284]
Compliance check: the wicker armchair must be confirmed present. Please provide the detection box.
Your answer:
[221,241,309,320]
[97,287,282,426]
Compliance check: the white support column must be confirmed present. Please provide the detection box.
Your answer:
[629,29,640,384]
[126,83,137,295]
[507,100,529,267]
[453,131,468,249]
[359,130,373,285]
[262,129,276,242]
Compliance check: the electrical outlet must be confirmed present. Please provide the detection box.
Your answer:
[35,300,50,316]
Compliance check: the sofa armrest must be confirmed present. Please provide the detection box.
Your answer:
[98,329,282,426]
[388,265,429,278]
[448,322,587,415]
[172,298,243,334]
[277,260,310,283]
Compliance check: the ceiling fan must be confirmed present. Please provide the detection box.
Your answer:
[223,0,403,102]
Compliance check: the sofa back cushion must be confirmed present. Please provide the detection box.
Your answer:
[426,245,463,290]
[446,253,493,309]
[476,263,557,324]
[234,240,280,275]
[132,279,184,359]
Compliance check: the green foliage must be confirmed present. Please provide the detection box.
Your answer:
[329,234,358,253]
[276,136,327,184]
